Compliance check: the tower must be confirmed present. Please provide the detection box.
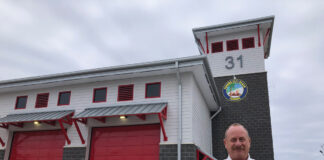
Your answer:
[193,16,275,159]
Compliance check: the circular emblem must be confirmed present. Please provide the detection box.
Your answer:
[223,79,248,101]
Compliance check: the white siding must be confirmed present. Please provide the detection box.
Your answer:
[192,77,212,153]
[205,30,266,77]
[0,72,198,149]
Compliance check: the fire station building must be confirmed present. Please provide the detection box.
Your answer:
[0,16,275,160]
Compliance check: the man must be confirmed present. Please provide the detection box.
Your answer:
[224,123,254,160]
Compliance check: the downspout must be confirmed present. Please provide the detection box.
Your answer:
[210,106,222,157]
[175,61,182,160]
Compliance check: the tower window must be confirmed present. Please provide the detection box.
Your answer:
[242,37,255,49]
[211,42,223,53]
[226,39,239,51]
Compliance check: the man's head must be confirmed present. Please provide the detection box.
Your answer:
[224,123,251,160]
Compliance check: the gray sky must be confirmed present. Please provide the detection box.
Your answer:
[1,0,324,159]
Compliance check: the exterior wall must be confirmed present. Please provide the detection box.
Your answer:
[159,144,197,160]
[0,150,4,160]
[206,30,266,77]
[192,78,212,153]
[212,72,274,160]
[62,147,86,160]
[0,72,202,157]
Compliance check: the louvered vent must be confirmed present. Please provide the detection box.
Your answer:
[242,37,255,49]
[118,85,134,101]
[226,39,239,51]
[36,93,49,108]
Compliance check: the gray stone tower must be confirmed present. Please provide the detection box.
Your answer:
[193,16,275,160]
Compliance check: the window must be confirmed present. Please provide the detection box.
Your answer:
[15,96,28,109]
[242,37,255,49]
[118,84,134,101]
[211,42,223,53]
[93,88,107,103]
[35,93,49,108]
[226,39,239,51]
[58,91,71,106]
[145,82,161,98]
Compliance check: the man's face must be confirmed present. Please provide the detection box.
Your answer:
[224,125,251,160]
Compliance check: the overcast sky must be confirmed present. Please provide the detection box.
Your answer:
[1,0,324,159]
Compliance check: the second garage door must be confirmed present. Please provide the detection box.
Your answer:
[90,124,160,160]
[10,130,66,160]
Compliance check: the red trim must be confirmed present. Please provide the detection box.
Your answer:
[263,28,270,46]
[0,137,4,147]
[196,149,215,160]
[242,37,255,49]
[136,115,146,120]
[226,39,239,51]
[198,39,205,54]
[117,84,134,101]
[15,96,28,110]
[145,82,161,98]
[211,41,223,53]
[158,113,168,141]
[73,120,85,144]
[59,120,71,145]
[57,91,71,106]
[205,32,209,54]
[92,87,107,103]
[0,124,8,129]
[35,93,49,108]
[73,105,168,141]
[257,24,261,47]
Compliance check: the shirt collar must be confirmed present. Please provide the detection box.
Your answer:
[225,154,254,160]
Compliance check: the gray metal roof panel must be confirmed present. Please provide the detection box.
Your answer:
[0,110,74,123]
[73,103,167,119]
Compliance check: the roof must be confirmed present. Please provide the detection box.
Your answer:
[0,55,221,110]
[74,102,167,119]
[0,110,74,123]
[192,16,275,58]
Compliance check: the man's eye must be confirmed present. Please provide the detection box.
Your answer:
[239,138,245,142]
[231,138,236,142]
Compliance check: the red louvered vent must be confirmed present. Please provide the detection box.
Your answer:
[118,84,134,101]
[226,39,239,51]
[35,93,49,108]
[242,37,255,49]
[211,42,223,53]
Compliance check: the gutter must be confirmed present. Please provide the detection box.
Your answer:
[175,61,182,160]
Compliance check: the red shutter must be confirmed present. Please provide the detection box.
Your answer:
[35,93,49,108]
[118,84,134,101]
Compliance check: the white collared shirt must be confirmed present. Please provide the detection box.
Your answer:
[224,154,254,160]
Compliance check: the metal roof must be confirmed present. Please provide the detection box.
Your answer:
[0,110,74,123]
[74,102,167,119]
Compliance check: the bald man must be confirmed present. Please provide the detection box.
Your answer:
[224,123,254,160]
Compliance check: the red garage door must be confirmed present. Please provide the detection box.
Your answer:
[10,130,66,160]
[90,124,160,160]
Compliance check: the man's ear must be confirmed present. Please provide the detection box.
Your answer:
[224,138,227,146]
